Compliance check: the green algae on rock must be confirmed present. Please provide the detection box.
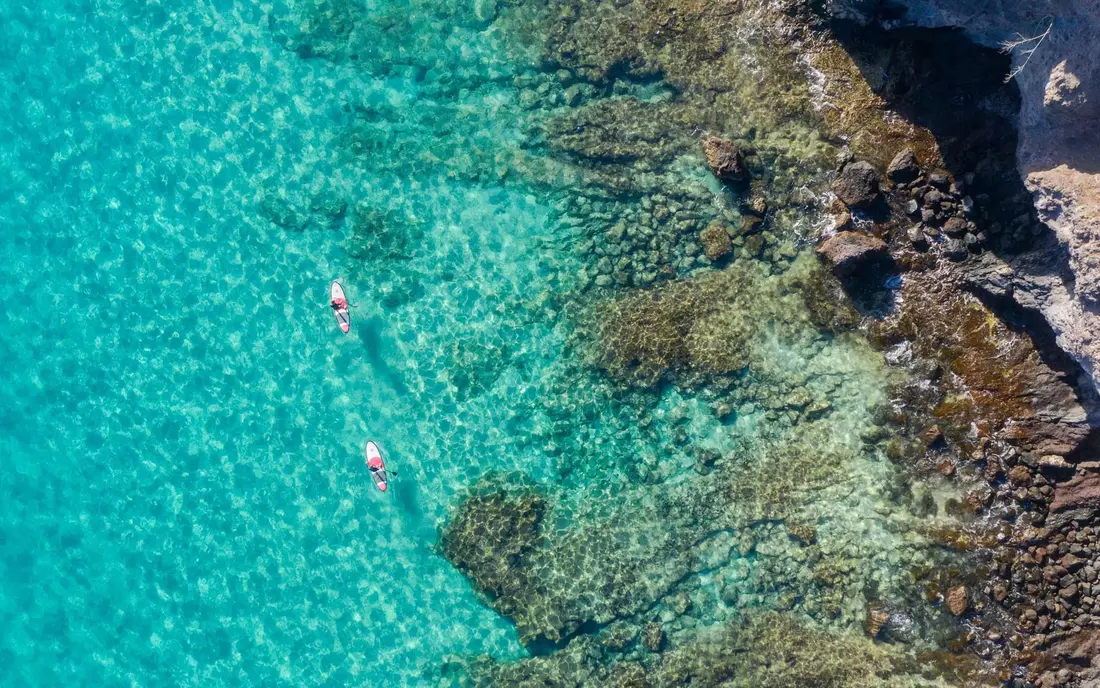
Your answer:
[588,253,857,388]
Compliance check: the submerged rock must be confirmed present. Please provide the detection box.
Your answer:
[816,231,889,277]
[701,135,748,184]
[831,161,881,209]
[946,585,969,616]
[866,605,890,637]
[699,220,733,261]
[459,611,975,687]
[642,621,665,652]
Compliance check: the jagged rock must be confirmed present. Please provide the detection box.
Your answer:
[1048,472,1100,529]
[831,161,881,209]
[816,231,889,276]
[946,585,969,616]
[699,221,733,261]
[702,135,747,184]
[887,148,921,183]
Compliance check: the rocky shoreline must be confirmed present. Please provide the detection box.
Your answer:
[267,0,1100,682]
[426,0,1100,684]
[804,2,1100,684]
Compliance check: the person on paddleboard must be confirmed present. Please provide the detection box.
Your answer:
[330,280,351,334]
[365,441,392,492]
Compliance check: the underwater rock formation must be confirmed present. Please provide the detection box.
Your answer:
[698,221,733,262]
[589,255,832,387]
[449,610,978,687]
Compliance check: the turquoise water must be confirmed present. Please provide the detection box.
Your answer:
[0,0,974,685]
[0,0,555,683]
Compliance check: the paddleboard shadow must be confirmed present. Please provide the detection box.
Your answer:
[356,316,409,396]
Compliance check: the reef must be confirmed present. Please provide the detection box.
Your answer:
[447,610,985,687]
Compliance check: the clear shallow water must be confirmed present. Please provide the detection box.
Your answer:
[0,0,969,685]
[0,0,552,684]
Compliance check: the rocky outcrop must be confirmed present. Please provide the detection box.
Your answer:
[835,0,1100,395]
[1048,470,1100,529]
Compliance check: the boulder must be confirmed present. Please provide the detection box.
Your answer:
[816,231,889,277]
[699,221,733,261]
[1047,471,1100,529]
[887,149,921,183]
[1007,465,1033,486]
[943,217,968,236]
[865,605,889,637]
[942,237,968,261]
[702,135,747,184]
[946,585,969,616]
[831,161,881,209]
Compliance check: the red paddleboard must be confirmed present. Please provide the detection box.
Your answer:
[365,441,388,492]
[330,280,350,334]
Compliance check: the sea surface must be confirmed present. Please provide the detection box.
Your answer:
[0,0,969,685]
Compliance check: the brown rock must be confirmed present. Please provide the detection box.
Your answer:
[831,161,881,209]
[866,606,889,637]
[946,585,969,616]
[699,221,733,261]
[886,148,920,184]
[1061,554,1086,573]
[1048,472,1100,529]
[702,135,747,184]
[1008,465,1033,487]
[740,215,763,236]
[943,217,969,236]
[786,523,816,545]
[922,424,944,447]
[816,231,889,277]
